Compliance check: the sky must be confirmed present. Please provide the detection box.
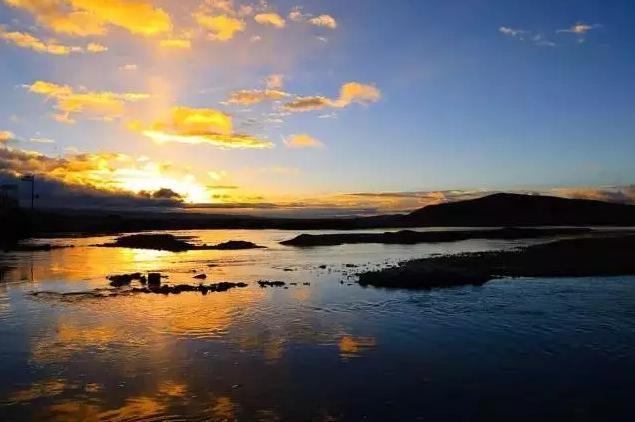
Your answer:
[0,0,634,215]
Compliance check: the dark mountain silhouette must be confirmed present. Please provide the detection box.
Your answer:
[4,193,635,246]
[405,193,635,226]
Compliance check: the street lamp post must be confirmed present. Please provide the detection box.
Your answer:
[20,174,35,210]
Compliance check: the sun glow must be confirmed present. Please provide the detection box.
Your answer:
[116,168,210,204]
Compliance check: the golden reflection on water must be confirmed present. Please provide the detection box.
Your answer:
[1,231,387,420]
[8,379,67,404]
[210,396,237,421]
[339,335,377,359]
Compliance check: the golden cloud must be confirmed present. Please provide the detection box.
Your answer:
[0,28,80,55]
[254,13,285,28]
[288,8,307,22]
[227,89,289,105]
[266,74,284,90]
[0,146,212,203]
[557,22,601,35]
[283,82,381,112]
[159,37,192,49]
[0,130,15,142]
[119,63,138,71]
[194,12,245,41]
[3,0,172,37]
[283,96,331,111]
[308,14,337,29]
[130,106,274,149]
[27,80,150,123]
[202,0,252,17]
[85,42,107,53]
[338,82,381,105]
[284,134,324,148]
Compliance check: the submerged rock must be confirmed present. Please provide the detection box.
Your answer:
[147,272,161,286]
[132,281,248,295]
[107,272,145,287]
[257,280,286,288]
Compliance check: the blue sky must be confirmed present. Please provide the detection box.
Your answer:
[0,0,634,211]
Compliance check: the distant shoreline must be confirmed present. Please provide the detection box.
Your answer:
[2,193,634,246]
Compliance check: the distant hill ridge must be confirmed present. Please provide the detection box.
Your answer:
[405,193,635,226]
[3,193,634,243]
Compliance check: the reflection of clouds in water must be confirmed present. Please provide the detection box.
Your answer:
[7,379,189,421]
[339,335,377,359]
[31,320,119,364]
[98,396,167,421]
[157,380,188,398]
[211,396,237,421]
[6,379,67,404]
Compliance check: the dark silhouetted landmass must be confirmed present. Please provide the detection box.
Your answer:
[98,234,265,252]
[4,193,635,244]
[280,227,592,247]
[404,193,635,226]
[357,235,635,289]
[210,240,265,250]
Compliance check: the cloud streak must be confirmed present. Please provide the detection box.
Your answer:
[284,134,324,148]
[194,12,245,41]
[283,82,381,112]
[254,13,286,28]
[3,0,173,37]
[227,89,289,105]
[130,106,274,149]
[0,27,108,55]
[26,80,150,123]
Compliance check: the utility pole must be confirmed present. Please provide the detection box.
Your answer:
[20,174,34,210]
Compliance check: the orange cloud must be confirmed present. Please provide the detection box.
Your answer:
[283,96,331,111]
[283,82,381,112]
[284,134,324,148]
[266,74,284,90]
[0,130,15,143]
[227,89,289,105]
[159,37,192,49]
[27,80,150,123]
[338,82,381,105]
[194,12,245,41]
[85,42,107,53]
[3,0,172,37]
[308,14,337,29]
[0,28,80,55]
[130,106,274,149]
[0,147,212,203]
[254,13,285,28]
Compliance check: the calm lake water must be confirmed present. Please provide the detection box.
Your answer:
[1,229,634,421]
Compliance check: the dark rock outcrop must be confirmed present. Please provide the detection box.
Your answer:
[257,280,286,288]
[99,234,265,252]
[108,272,145,287]
[357,235,635,289]
[147,272,161,286]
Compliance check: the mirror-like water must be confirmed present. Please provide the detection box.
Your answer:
[1,229,634,421]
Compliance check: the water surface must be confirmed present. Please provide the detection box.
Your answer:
[1,229,634,420]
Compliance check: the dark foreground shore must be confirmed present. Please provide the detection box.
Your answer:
[357,235,635,289]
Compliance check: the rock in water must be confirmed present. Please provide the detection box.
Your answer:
[147,272,161,286]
